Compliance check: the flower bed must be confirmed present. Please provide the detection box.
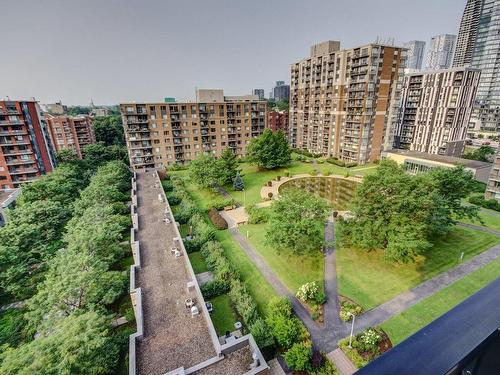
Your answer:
[338,295,363,322]
[338,327,392,368]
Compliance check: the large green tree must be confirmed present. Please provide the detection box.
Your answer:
[266,189,330,254]
[92,115,125,146]
[462,145,495,162]
[0,311,119,375]
[246,129,291,170]
[217,148,238,185]
[337,160,480,263]
[189,154,221,188]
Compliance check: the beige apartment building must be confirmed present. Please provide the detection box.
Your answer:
[485,155,500,201]
[46,114,95,158]
[289,40,406,164]
[393,67,480,156]
[120,89,267,169]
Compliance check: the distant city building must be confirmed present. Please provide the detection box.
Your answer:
[0,188,20,227]
[404,40,426,70]
[253,89,265,100]
[383,149,492,183]
[0,100,57,189]
[267,110,289,135]
[272,81,290,101]
[425,34,457,70]
[290,40,406,164]
[393,67,481,157]
[46,114,95,158]
[453,0,500,133]
[45,101,67,115]
[120,89,267,169]
[453,0,483,67]
[485,154,500,201]
[90,107,110,117]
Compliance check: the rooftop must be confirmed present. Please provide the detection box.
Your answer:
[385,149,492,170]
[0,189,21,208]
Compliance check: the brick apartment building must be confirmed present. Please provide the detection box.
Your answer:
[267,110,289,135]
[290,41,406,164]
[0,100,57,189]
[46,114,95,158]
[120,89,267,169]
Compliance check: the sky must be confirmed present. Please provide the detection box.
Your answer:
[0,0,466,106]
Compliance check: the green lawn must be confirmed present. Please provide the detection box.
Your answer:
[381,258,500,345]
[337,226,500,309]
[239,223,324,293]
[458,210,500,232]
[188,251,208,274]
[175,177,278,316]
[209,294,237,336]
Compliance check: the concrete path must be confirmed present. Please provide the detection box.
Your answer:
[196,271,214,285]
[353,244,500,332]
[457,222,500,236]
[328,349,358,375]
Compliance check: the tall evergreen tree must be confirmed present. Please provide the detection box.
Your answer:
[218,147,238,185]
[233,171,244,191]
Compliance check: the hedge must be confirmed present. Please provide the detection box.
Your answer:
[247,205,269,224]
[200,279,230,299]
[208,208,228,230]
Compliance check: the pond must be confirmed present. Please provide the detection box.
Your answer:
[278,176,358,210]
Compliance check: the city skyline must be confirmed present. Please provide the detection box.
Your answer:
[1,0,465,105]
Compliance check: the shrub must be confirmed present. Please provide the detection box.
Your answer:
[339,300,363,322]
[208,208,228,230]
[200,279,230,299]
[359,328,382,352]
[326,157,345,167]
[211,198,237,211]
[345,162,358,168]
[469,193,500,212]
[250,318,275,349]
[268,192,273,199]
[228,279,258,326]
[309,359,338,375]
[267,181,272,187]
[296,282,324,305]
[268,297,293,318]
[161,180,173,192]
[284,340,313,371]
[189,213,215,244]
[247,205,269,224]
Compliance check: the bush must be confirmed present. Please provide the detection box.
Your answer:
[339,300,363,322]
[250,318,275,349]
[284,340,313,371]
[211,198,236,211]
[326,157,345,167]
[161,180,173,192]
[296,282,325,305]
[345,162,358,168]
[228,279,258,326]
[266,297,309,349]
[200,279,230,299]
[268,192,273,199]
[208,208,228,230]
[247,205,269,224]
[469,193,500,212]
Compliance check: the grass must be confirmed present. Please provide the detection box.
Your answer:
[458,210,500,232]
[209,294,237,336]
[337,226,500,309]
[381,257,500,345]
[240,223,324,293]
[174,177,278,316]
[188,251,209,274]
[179,224,191,237]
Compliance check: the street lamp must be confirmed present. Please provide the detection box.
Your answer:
[348,312,356,348]
[243,188,246,207]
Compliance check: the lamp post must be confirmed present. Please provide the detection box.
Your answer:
[348,313,356,348]
[243,188,246,208]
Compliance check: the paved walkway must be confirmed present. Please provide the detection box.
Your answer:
[353,244,500,332]
[457,221,500,236]
[328,349,358,375]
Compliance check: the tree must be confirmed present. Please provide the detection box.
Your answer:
[337,160,481,263]
[266,189,330,254]
[217,148,238,185]
[0,311,119,375]
[246,129,291,169]
[233,171,244,191]
[92,115,125,146]
[284,341,313,371]
[249,318,275,349]
[81,143,128,167]
[462,145,495,162]
[189,154,221,188]
[56,149,79,164]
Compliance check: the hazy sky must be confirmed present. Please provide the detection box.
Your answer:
[1,0,465,105]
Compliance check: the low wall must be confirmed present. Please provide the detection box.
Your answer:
[128,175,144,375]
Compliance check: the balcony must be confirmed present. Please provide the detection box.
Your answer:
[2,149,33,156]
[8,167,39,175]
[5,158,36,166]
